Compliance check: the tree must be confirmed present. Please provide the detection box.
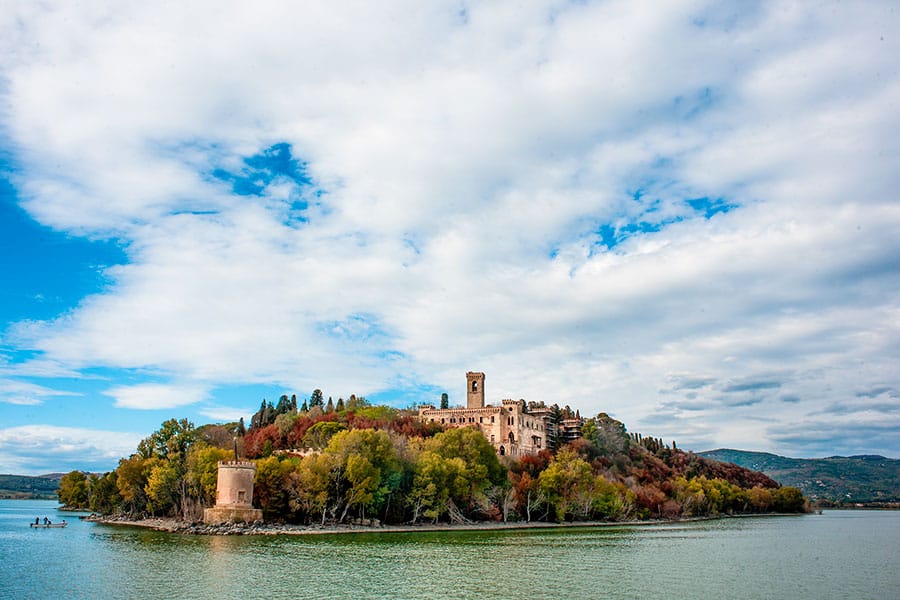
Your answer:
[538,448,594,521]
[276,394,291,415]
[137,418,196,460]
[440,393,449,410]
[89,471,121,514]
[302,421,346,449]
[324,429,401,522]
[295,452,340,525]
[254,456,298,521]
[409,427,504,522]
[409,449,468,523]
[310,389,324,407]
[773,486,807,513]
[145,457,181,516]
[58,471,90,509]
[186,445,232,507]
[275,412,296,439]
[336,397,345,412]
[116,455,151,515]
[326,397,335,413]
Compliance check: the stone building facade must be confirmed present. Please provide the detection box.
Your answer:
[418,372,549,458]
[204,460,264,524]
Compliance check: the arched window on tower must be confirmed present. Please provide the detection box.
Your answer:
[472,381,478,392]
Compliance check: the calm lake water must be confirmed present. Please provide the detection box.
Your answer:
[2,499,898,599]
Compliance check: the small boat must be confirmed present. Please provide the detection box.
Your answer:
[30,521,67,528]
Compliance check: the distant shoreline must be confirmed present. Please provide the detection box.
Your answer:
[85,513,807,536]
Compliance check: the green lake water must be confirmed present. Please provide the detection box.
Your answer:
[2,499,898,599]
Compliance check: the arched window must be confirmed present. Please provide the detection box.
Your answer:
[499,446,505,456]
[472,381,478,392]
[508,432,515,444]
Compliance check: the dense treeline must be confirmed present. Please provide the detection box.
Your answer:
[58,399,808,523]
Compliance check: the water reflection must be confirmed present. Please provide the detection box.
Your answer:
[3,501,899,600]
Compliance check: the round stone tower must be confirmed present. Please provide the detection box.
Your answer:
[203,461,263,525]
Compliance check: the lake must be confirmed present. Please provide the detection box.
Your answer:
[2,499,898,599]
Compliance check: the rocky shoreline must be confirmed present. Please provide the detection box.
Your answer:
[84,513,755,536]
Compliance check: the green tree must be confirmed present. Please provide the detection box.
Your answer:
[324,429,401,521]
[440,393,449,410]
[57,471,90,509]
[295,452,340,525]
[137,418,196,460]
[254,456,298,521]
[409,449,468,523]
[116,455,151,515]
[89,471,121,514]
[145,457,180,516]
[773,486,807,513]
[409,427,504,522]
[302,421,346,449]
[274,412,296,439]
[186,445,232,506]
[538,448,594,521]
[310,389,324,407]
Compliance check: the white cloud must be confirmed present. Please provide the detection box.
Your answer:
[1,1,899,457]
[0,425,141,475]
[105,383,209,410]
[0,378,79,406]
[197,404,253,423]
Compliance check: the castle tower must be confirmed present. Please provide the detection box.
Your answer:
[466,371,485,409]
[203,461,264,525]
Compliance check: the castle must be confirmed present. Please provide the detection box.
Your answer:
[418,372,583,458]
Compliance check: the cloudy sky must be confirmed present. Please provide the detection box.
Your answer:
[1,1,898,475]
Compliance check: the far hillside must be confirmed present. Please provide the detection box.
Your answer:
[0,473,62,500]
[698,449,900,504]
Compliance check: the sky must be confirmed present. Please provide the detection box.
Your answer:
[1,1,898,475]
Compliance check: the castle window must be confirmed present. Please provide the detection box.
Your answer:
[441,418,445,424]
[499,446,505,456]
[479,417,483,423]
[490,435,495,443]
[472,381,478,392]
[491,416,495,423]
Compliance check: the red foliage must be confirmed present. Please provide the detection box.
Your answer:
[664,450,779,489]
[286,413,340,448]
[243,424,281,458]
[509,451,552,477]
[387,415,445,438]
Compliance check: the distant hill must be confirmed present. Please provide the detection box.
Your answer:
[0,474,62,500]
[698,449,900,503]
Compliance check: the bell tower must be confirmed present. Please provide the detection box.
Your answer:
[466,371,485,409]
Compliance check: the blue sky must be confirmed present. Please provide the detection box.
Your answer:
[1,1,899,474]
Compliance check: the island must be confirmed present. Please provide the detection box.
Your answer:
[58,371,808,534]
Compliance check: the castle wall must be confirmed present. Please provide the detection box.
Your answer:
[419,398,547,458]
